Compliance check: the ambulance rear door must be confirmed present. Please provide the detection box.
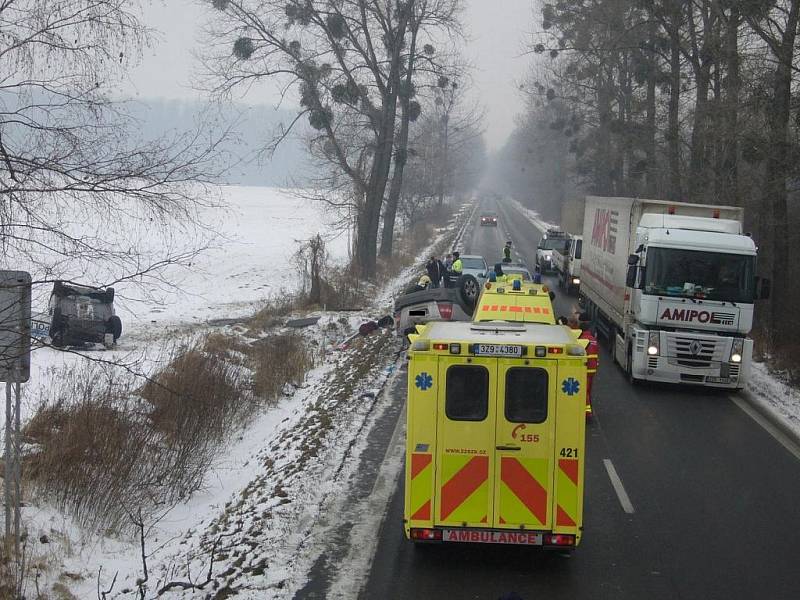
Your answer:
[492,359,557,530]
[434,357,497,527]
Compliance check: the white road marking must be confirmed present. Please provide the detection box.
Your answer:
[603,459,635,514]
[730,395,800,462]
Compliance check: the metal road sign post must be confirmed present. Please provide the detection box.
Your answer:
[1,270,32,555]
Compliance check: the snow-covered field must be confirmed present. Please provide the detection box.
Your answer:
[95,185,350,330]
[15,186,350,417]
[7,186,473,598]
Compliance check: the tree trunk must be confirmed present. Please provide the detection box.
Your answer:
[354,5,412,278]
[765,0,799,350]
[437,113,449,207]
[667,32,682,199]
[720,5,739,205]
[645,20,658,197]
[595,73,614,195]
[688,62,711,202]
[380,22,419,258]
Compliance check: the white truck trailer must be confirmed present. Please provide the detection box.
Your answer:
[580,196,769,389]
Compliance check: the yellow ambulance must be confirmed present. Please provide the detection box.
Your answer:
[404,320,587,548]
[473,278,556,325]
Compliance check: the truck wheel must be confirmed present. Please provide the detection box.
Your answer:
[626,348,640,386]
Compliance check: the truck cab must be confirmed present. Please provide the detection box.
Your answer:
[536,229,568,274]
[553,235,582,295]
[623,215,760,387]
[404,321,587,548]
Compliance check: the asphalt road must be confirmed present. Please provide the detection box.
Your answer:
[361,197,800,600]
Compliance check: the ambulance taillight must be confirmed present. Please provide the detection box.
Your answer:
[544,534,575,546]
[410,528,443,541]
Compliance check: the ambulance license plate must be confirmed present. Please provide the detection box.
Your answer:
[474,344,522,357]
[706,376,730,384]
[442,529,542,545]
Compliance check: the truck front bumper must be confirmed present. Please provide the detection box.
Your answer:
[631,341,752,389]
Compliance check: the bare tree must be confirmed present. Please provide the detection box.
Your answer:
[0,1,226,292]
[379,0,463,258]
[201,0,434,278]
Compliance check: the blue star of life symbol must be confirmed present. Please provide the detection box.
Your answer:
[562,377,580,396]
[415,372,433,391]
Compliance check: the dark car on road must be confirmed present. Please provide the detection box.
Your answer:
[480,213,498,226]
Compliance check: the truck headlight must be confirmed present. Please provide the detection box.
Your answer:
[571,277,580,285]
[730,338,744,363]
[647,331,659,356]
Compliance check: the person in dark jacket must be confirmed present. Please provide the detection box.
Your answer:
[503,240,513,263]
[426,256,445,288]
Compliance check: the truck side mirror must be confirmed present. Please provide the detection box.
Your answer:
[627,254,639,266]
[756,277,771,300]
[626,265,637,288]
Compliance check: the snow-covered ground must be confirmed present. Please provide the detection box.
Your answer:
[9,187,473,598]
[506,196,557,235]
[15,186,350,419]
[746,362,800,439]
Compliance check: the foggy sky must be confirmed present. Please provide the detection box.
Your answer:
[125,0,534,150]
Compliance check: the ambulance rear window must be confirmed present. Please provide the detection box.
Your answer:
[446,365,489,421]
[505,368,548,423]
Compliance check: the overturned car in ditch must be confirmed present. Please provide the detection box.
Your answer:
[394,274,480,337]
[48,281,122,348]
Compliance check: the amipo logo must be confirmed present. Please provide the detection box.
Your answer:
[660,309,736,326]
[591,208,617,253]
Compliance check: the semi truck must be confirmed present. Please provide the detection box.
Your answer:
[580,196,769,389]
[553,234,582,295]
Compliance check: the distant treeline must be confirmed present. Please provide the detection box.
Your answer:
[126,98,307,187]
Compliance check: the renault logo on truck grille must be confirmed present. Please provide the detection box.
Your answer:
[689,341,702,356]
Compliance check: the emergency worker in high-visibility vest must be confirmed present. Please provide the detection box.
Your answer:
[569,314,598,418]
[502,240,512,263]
[451,251,463,274]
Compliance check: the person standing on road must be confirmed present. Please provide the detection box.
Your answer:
[444,253,453,269]
[451,251,463,274]
[426,256,444,288]
[444,251,463,288]
[503,240,512,263]
[568,313,598,418]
